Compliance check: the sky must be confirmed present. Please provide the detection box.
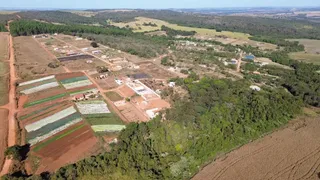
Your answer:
[1,0,319,9]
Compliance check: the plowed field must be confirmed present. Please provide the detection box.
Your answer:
[193,117,320,180]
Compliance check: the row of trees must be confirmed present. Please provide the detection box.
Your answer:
[160,25,196,37]
[9,20,171,58]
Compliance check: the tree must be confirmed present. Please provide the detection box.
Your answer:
[91,42,99,48]
[5,145,23,161]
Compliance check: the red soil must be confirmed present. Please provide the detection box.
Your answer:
[66,84,96,94]
[25,86,66,104]
[34,122,98,174]
[55,72,85,81]
[117,85,136,98]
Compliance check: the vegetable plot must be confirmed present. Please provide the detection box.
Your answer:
[76,101,110,114]
[91,125,126,132]
[19,75,55,86]
[60,76,93,90]
[21,82,59,94]
[25,106,77,132]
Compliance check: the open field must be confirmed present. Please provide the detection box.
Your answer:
[0,33,9,60]
[289,52,320,65]
[193,116,320,180]
[0,109,8,171]
[13,36,66,79]
[0,75,9,106]
[112,17,251,40]
[105,91,123,102]
[288,39,320,65]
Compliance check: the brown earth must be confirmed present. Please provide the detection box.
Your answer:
[117,85,136,98]
[193,116,320,180]
[34,122,99,174]
[66,84,96,94]
[25,86,66,104]
[91,75,118,90]
[13,36,65,79]
[55,72,85,81]
[137,62,175,79]
[117,103,149,122]
[0,109,8,171]
[62,58,106,71]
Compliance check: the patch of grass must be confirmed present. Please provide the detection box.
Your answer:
[0,62,8,76]
[85,113,123,125]
[24,93,68,107]
[33,123,85,152]
[289,52,320,65]
[112,17,250,40]
[105,91,123,102]
[60,76,88,84]
[0,75,8,106]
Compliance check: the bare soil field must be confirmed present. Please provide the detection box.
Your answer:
[91,75,118,90]
[55,72,85,81]
[117,103,149,122]
[105,91,123,102]
[0,109,8,171]
[0,32,9,60]
[62,58,105,71]
[24,86,66,104]
[193,116,320,180]
[117,85,136,98]
[33,122,99,174]
[13,36,65,79]
[137,62,175,79]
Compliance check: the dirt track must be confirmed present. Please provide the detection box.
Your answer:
[0,23,18,176]
[193,117,320,180]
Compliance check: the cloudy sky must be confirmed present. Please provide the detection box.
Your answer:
[1,0,319,9]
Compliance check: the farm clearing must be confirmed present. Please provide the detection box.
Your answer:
[288,39,320,65]
[193,116,320,180]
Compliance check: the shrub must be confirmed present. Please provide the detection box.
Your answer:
[91,42,99,48]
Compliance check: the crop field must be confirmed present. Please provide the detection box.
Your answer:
[92,125,126,132]
[86,113,124,125]
[58,54,94,62]
[0,32,9,60]
[105,91,123,102]
[60,75,93,90]
[25,106,82,145]
[76,100,111,114]
[193,117,320,180]
[0,109,8,171]
[90,74,119,90]
[13,36,66,79]
[33,122,99,173]
[112,17,251,40]
[289,52,320,65]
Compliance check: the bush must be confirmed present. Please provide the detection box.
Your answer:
[91,42,99,48]
[96,66,109,73]
[5,145,23,161]
[48,62,60,68]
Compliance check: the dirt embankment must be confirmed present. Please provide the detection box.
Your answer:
[193,117,320,180]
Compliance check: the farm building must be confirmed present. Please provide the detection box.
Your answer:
[92,50,102,54]
[250,85,261,91]
[229,59,238,65]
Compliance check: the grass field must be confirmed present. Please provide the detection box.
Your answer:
[0,75,9,106]
[105,91,123,102]
[112,17,250,40]
[288,39,320,65]
[289,52,320,65]
[0,33,8,60]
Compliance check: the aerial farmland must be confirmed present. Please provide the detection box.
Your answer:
[4,33,174,174]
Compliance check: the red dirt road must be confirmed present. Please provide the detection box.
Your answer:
[0,23,18,176]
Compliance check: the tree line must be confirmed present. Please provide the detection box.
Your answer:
[160,25,196,37]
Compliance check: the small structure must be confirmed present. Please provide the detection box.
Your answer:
[250,85,261,91]
[146,108,160,119]
[86,60,93,64]
[82,48,89,51]
[244,55,255,62]
[229,59,238,65]
[169,82,176,87]
[54,48,59,51]
[92,50,102,55]
[73,94,85,101]
[75,37,83,40]
[115,79,123,85]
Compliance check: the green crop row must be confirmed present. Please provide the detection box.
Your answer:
[60,76,88,84]
[85,113,124,125]
[19,102,63,121]
[33,123,85,152]
[24,93,68,108]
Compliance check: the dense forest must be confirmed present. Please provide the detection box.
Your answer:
[9,20,170,58]
[3,77,302,180]
[94,10,320,39]
[16,11,108,26]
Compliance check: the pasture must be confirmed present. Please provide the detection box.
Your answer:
[288,39,320,65]
[112,17,250,40]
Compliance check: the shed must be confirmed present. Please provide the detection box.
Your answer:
[244,55,255,62]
